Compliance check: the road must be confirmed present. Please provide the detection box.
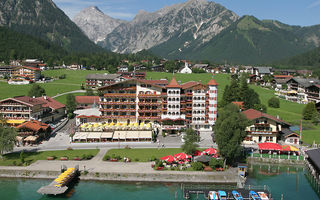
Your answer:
[52,90,85,99]
[14,119,218,152]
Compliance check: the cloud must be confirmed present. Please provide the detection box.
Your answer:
[308,0,320,8]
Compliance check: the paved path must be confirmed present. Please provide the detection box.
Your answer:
[52,90,85,98]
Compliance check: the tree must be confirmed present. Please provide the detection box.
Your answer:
[0,125,17,158]
[20,150,25,164]
[253,104,267,113]
[243,88,260,109]
[268,97,280,108]
[192,162,204,171]
[27,84,46,97]
[303,102,318,120]
[221,76,240,107]
[214,104,250,165]
[66,94,76,115]
[86,88,95,96]
[181,128,199,155]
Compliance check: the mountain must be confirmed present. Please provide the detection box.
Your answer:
[0,0,101,53]
[0,26,67,62]
[73,6,126,43]
[99,0,239,53]
[152,15,320,64]
[280,46,320,67]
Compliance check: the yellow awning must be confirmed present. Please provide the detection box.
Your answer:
[6,119,25,124]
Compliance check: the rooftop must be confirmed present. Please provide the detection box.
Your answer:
[242,109,290,125]
[75,96,99,104]
[207,79,218,86]
[166,76,181,88]
[36,96,65,110]
[17,120,50,132]
[13,96,45,106]
[306,148,320,171]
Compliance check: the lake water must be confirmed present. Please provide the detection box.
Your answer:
[0,164,319,200]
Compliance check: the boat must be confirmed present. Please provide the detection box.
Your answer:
[257,192,269,200]
[249,191,262,200]
[208,191,219,200]
[232,190,243,200]
[218,190,227,200]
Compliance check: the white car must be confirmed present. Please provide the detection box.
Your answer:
[258,192,269,200]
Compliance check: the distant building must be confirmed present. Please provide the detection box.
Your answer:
[0,66,16,78]
[151,64,164,72]
[16,120,51,145]
[85,74,122,89]
[272,69,297,76]
[10,66,41,82]
[254,67,273,78]
[75,96,99,109]
[118,65,129,72]
[178,62,192,74]
[23,59,43,67]
[117,71,146,79]
[242,109,299,144]
[192,64,209,71]
[67,64,81,70]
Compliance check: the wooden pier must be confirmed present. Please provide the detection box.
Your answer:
[182,184,273,199]
[37,165,79,195]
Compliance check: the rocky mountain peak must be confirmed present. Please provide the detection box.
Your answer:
[73,6,125,43]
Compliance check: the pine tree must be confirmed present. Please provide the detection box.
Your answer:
[303,102,318,120]
[27,84,46,98]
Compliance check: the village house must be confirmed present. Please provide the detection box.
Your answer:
[0,96,65,126]
[118,65,129,72]
[16,120,51,146]
[85,73,122,89]
[254,67,273,80]
[272,75,293,89]
[192,64,209,71]
[9,66,41,84]
[151,64,164,72]
[242,109,299,145]
[272,69,297,76]
[75,96,99,109]
[117,71,146,79]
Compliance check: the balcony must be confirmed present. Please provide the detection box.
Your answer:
[138,102,161,106]
[100,108,136,112]
[138,109,160,113]
[138,94,161,98]
[138,116,161,119]
[0,109,30,113]
[161,114,186,120]
[101,115,136,119]
[248,131,276,135]
[104,93,136,97]
[100,101,136,105]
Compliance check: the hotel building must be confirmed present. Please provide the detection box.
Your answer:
[96,77,218,134]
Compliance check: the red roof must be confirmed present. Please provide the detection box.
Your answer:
[232,101,244,109]
[273,75,293,79]
[181,81,200,89]
[13,96,45,106]
[36,96,65,110]
[75,96,99,104]
[258,143,282,151]
[207,79,218,86]
[17,120,50,132]
[166,76,181,88]
[242,109,290,125]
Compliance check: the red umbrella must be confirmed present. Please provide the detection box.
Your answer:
[174,152,191,160]
[203,148,217,155]
[160,155,177,163]
[193,150,203,156]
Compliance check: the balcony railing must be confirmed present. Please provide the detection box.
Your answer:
[138,109,160,113]
[101,115,136,119]
[100,102,136,105]
[247,131,276,135]
[138,116,161,119]
[0,109,30,113]
[138,102,161,106]
[100,108,136,112]
[104,93,136,97]
[138,94,161,98]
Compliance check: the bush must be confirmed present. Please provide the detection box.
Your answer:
[149,156,157,161]
[191,162,204,171]
[209,158,223,169]
[67,113,74,119]
[134,158,140,162]
[268,97,280,108]
[67,147,73,150]
[155,160,163,168]
[116,155,121,160]
[103,155,110,161]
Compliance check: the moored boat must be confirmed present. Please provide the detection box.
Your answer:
[232,190,243,200]
[208,191,219,200]
[218,190,227,200]
[257,192,269,200]
[249,191,262,200]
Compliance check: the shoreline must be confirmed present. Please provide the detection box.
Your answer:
[0,160,242,184]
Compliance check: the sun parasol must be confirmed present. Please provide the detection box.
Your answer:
[174,152,191,160]
[193,150,203,156]
[203,148,217,155]
[160,155,177,163]
[281,145,299,152]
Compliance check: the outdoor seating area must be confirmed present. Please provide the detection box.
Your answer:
[157,148,219,170]
[72,130,152,143]
[79,122,152,132]
[251,142,303,160]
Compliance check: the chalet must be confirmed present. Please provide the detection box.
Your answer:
[272,69,297,76]
[35,96,66,123]
[75,96,99,109]
[192,64,209,71]
[23,59,43,67]
[286,78,320,104]
[273,75,293,89]
[16,120,51,145]
[151,64,164,72]
[117,71,146,79]
[118,65,129,72]
[254,67,272,79]
[85,74,122,89]
[11,66,41,82]
[241,109,299,144]
[305,84,320,103]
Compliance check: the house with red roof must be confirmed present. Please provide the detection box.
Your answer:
[16,120,51,145]
[75,96,99,109]
[241,109,299,144]
[35,96,66,123]
[11,66,41,82]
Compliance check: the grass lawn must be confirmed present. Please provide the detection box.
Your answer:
[54,92,86,105]
[42,69,109,85]
[0,149,99,166]
[104,148,193,162]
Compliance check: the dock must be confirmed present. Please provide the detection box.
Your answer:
[37,165,79,195]
[182,184,273,199]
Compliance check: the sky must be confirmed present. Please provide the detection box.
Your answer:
[52,0,320,26]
